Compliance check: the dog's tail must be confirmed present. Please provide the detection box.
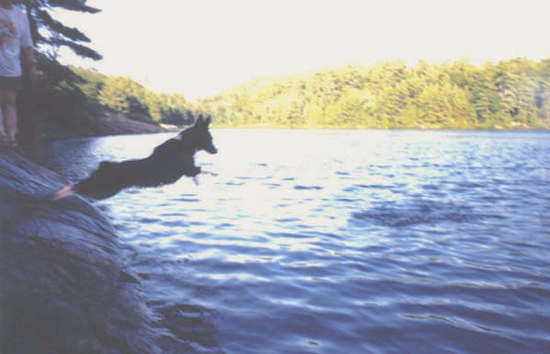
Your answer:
[51,184,76,201]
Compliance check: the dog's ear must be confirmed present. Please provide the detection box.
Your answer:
[205,115,212,125]
[194,116,205,128]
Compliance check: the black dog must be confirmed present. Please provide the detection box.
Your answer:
[52,116,217,200]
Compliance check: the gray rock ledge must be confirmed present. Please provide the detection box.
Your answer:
[0,147,159,354]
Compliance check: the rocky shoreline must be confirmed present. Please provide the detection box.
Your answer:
[0,147,159,353]
[93,110,175,137]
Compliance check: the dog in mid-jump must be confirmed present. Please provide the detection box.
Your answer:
[52,116,217,200]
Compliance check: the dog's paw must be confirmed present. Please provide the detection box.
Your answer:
[51,184,76,200]
[193,176,200,186]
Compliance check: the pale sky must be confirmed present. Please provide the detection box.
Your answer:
[55,0,550,100]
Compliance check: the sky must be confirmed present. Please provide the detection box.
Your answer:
[55,0,550,100]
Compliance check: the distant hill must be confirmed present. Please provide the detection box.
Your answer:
[39,59,550,141]
[30,66,197,140]
[194,58,550,129]
[71,66,197,127]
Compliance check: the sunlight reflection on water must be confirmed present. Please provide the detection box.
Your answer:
[42,129,550,353]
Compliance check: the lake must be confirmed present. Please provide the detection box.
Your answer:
[41,129,550,353]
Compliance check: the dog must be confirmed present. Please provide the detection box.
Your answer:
[52,115,217,200]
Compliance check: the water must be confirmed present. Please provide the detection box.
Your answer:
[41,130,550,353]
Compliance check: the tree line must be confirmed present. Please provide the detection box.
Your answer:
[70,67,194,126]
[14,0,193,140]
[15,0,550,136]
[195,58,550,129]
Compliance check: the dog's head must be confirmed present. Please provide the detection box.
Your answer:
[177,115,217,154]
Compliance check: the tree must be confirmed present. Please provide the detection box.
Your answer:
[98,77,133,114]
[17,0,101,78]
[13,1,103,142]
[192,58,549,130]
[536,59,550,127]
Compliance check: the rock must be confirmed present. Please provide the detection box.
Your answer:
[0,147,159,354]
[94,110,168,136]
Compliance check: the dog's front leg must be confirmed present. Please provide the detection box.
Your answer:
[191,168,218,185]
[200,169,218,176]
[189,166,201,176]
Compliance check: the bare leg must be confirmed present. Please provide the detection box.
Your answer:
[0,91,6,138]
[0,112,5,138]
[0,89,18,143]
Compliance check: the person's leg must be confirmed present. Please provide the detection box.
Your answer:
[0,91,6,139]
[0,89,18,143]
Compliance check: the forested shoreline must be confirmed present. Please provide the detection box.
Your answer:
[63,58,550,132]
[195,58,550,129]
[14,1,549,140]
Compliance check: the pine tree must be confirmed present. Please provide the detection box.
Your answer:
[13,0,103,142]
[16,0,101,79]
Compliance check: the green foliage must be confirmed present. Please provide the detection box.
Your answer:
[71,67,192,125]
[195,58,550,129]
[13,0,550,135]
[10,0,105,139]
[16,0,101,62]
[13,1,193,134]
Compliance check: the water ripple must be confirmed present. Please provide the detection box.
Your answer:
[41,130,550,353]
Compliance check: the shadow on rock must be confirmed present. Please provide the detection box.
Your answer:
[0,147,160,354]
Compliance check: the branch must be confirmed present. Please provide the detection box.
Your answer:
[46,0,101,14]
[49,38,102,60]
[36,9,91,43]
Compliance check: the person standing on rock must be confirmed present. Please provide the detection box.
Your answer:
[0,0,37,147]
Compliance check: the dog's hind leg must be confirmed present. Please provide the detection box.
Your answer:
[51,184,76,200]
